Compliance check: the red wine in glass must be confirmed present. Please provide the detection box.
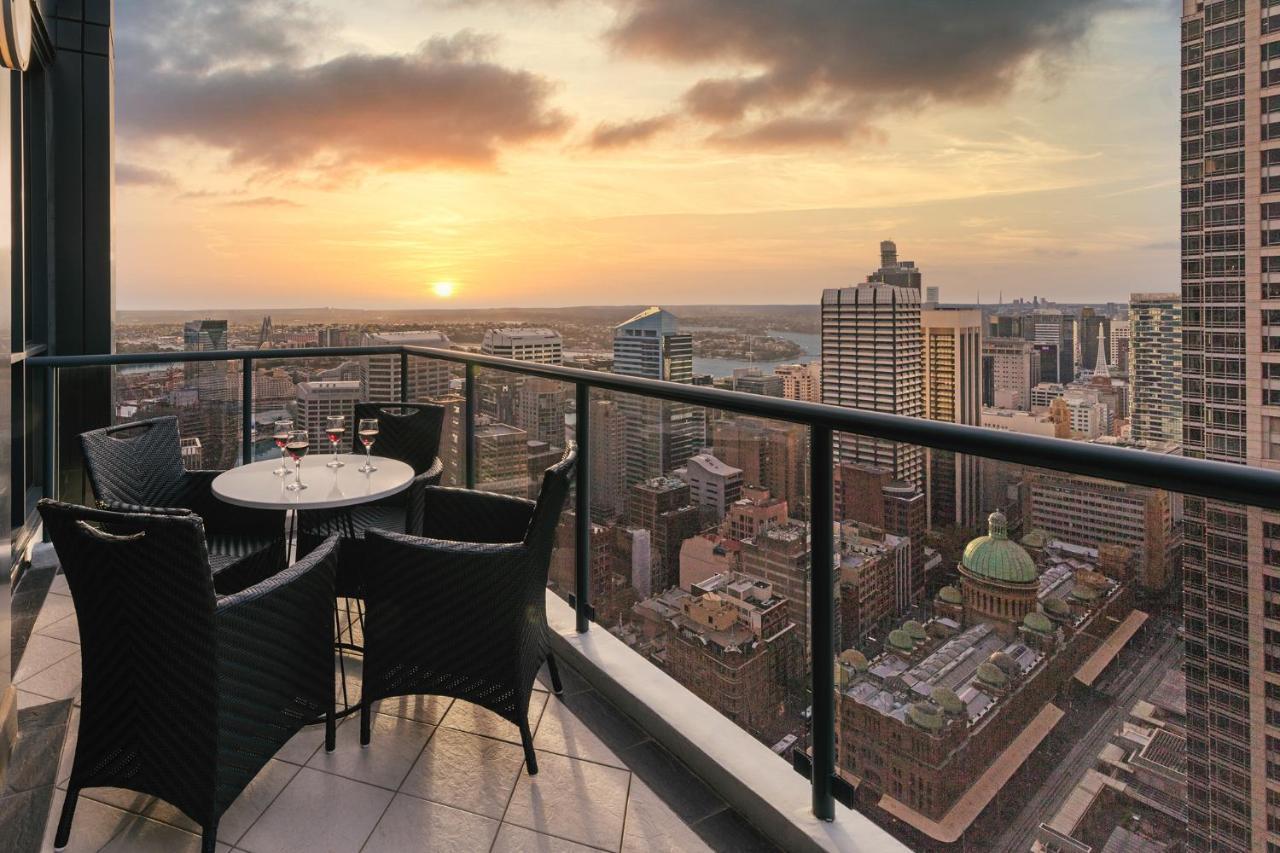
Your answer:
[272,419,293,476]
[358,418,378,473]
[325,416,346,468]
[285,431,309,491]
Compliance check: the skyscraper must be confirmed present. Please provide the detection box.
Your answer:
[480,328,564,365]
[867,240,923,289]
[296,380,362,452]
[612,308,703,489]
[360,330,452,402]
[1129,293,1183,445]
[983,337,1040,410]
[821,273,924,487]
[1180,3,1278,847]
[182,319,237,468]
[1110,317,1131,375]
[921,309,983,529]
[1029,309,1075,385]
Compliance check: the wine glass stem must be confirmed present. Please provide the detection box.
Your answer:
[296,459,304,488]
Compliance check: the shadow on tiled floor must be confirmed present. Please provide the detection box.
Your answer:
[14,579,781,852]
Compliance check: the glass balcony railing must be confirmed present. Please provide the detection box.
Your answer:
[26,342,1280,851]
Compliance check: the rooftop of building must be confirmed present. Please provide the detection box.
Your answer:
[841,621,1043,728]
[364,329,451,346]
[636,475,688,493]
[684,453,743,478]
[482,327,563,344]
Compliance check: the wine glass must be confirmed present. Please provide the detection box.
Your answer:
[357,418,379,473]
[325,415,346,468]
[272,419,293,476]
[285,430,309,491]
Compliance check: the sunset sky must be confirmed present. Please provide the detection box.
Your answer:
[115,0,1178,310]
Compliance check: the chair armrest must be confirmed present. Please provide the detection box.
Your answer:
[419,486,535,543]
[404,459,444,536]
[179,470,284,536]
[212,535,338,810]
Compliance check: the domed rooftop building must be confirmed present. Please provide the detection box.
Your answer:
[958,511,1041,638]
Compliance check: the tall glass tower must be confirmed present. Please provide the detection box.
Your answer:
[1181,1,1280,847]
[612,307,702,490]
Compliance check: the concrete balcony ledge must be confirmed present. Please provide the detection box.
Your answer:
[545,592,910,853]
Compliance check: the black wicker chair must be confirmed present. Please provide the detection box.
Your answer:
[38,499,339,853]
[358,444,577,775]
[79,416,286,594]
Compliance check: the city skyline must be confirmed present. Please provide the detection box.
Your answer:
[115,0,1177,310]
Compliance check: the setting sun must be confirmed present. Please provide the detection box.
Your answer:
[430,281,457,299]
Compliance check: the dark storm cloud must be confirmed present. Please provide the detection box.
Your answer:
[117,1,570,175]
[588,114,677,149]
[607,0,1120,121]
[442,0,1123,150]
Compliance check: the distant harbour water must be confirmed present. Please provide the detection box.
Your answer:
[692,329,820,378]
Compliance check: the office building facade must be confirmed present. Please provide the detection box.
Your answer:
[1129,293,1184,445]
[1181,2,1280,846]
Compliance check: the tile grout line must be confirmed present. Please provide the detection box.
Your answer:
[223,757,305,850]
[615,768,634,853]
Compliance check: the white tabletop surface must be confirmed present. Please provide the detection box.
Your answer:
[211,454,415,510]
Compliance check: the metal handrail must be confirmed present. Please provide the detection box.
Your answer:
[29,345,1280,507]
[27,342,1280,824]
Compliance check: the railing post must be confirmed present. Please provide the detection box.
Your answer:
[464,362,477,489]
[399,350,409,403]
[242,358,253,466]
[809,424,836,821]
[574,383,591,633]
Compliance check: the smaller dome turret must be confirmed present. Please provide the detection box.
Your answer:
[976,661,1008,688]
[908,702,944,732]
[888,629,914,652]
[1023,611,1054,635]
[930,687,965,716]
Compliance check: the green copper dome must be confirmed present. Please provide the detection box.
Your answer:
[908,702,944,732]
[938,585,963,605]
[976,661,1008,688]
[1043,597,1071,617]
[838,649,869,673]
[931,687,965,716]
[1023,611,1054,634]
[988,651,1019,677]
[962,511,1038,585]
[903,620,927,641]
[888,629,914,652]
[1070,585,1098,603]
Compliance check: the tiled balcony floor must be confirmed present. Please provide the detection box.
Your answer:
[13,571,779,852]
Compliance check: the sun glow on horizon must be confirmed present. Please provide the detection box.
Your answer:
[431,281,458,299]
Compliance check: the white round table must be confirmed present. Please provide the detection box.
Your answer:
[211,454,414,510]
[212,453,415,720]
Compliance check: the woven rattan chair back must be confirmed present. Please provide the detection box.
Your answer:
[523,443,577,551]
[38,499,218,820]
[79,416,187,507]
[353,402,444,476]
